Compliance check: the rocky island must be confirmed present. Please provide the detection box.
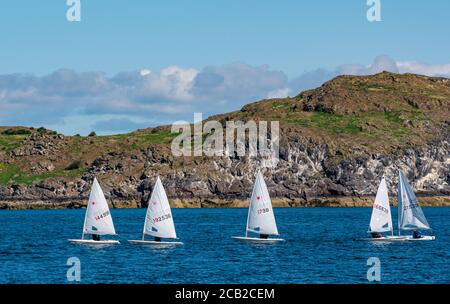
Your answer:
[0,72,449,209]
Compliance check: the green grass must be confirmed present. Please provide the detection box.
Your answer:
[272,101,289,109]
[423,92,449,100]
[108,130,180,148]
[383,111,403,124]
[0,163,87,185]
[288,112,361,134]
[286,110,426,142]
[0,135,27,152]
[354,82,394,92]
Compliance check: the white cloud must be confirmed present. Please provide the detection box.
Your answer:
[337,55,399,75]
[192,62,288,102]
[397,61,450,77]
[140,69,152,76]
[267,88,291,99]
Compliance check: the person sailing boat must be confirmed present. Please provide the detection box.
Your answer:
[359,172,435,242]
[412,230,422,239]
[365,176,396,240]
[370,232,382,239]
[128,176,182,245]
[232,170,284,242]
[397,171,435,241]
[68,178,119,245]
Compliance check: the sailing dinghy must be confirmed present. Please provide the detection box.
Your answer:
[232,170,284,243]
[358,176,406,241]
[128,176,182,245]
[68,178,119,245]
[397,171,435,241]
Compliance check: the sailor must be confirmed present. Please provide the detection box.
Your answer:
[92,234,100,241]
[155,237,162,242]
[259,234,269,239]
[370,232,382,239]
[412,230,422,239]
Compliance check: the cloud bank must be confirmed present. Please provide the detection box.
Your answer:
[0,56,449,135]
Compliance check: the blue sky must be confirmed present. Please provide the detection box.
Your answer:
[0,0,449,134]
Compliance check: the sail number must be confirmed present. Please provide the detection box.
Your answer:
[95,210,110,220]
[153,213,172,223]
[403,203,419,210]
[373,203,389,214]
[257,208,270,214]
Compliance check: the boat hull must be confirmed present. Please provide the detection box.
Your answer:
[68,239,120,245]
[403,235,436,241]
[356,236,407,241]
[232,236,285,243]
[128,240,183,245]
[356,235,436,241]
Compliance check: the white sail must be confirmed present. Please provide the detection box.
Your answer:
[397,171,431,231]
[143,177,177,239]
[83,178,116,236]
[246,171,279,236]
[369,176,393,233]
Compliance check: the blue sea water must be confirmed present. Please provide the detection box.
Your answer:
[0,207,449,284]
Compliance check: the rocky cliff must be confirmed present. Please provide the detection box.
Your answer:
[0,72,449,209]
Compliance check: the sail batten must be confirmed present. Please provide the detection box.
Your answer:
[83,178,116,236]
[246,171,279,236]
[369,177,393,233]
[143,177,177,239]
[397,171,431,231]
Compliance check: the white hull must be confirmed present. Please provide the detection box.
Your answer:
[356,236,408,242]
[232,236,284,243]
[357,235,436,242]
[68,239,120,245]
[403,235,436,241]
[128,240,183,245]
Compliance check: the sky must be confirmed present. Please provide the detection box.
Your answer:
[0,0,450,135]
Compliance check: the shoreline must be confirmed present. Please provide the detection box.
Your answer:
[1,196,449,210]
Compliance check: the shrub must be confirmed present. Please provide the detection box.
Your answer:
[65,160,82,171]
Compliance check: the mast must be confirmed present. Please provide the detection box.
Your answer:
[385,174,393,235]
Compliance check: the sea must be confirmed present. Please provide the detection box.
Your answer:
[0,207,449,284]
